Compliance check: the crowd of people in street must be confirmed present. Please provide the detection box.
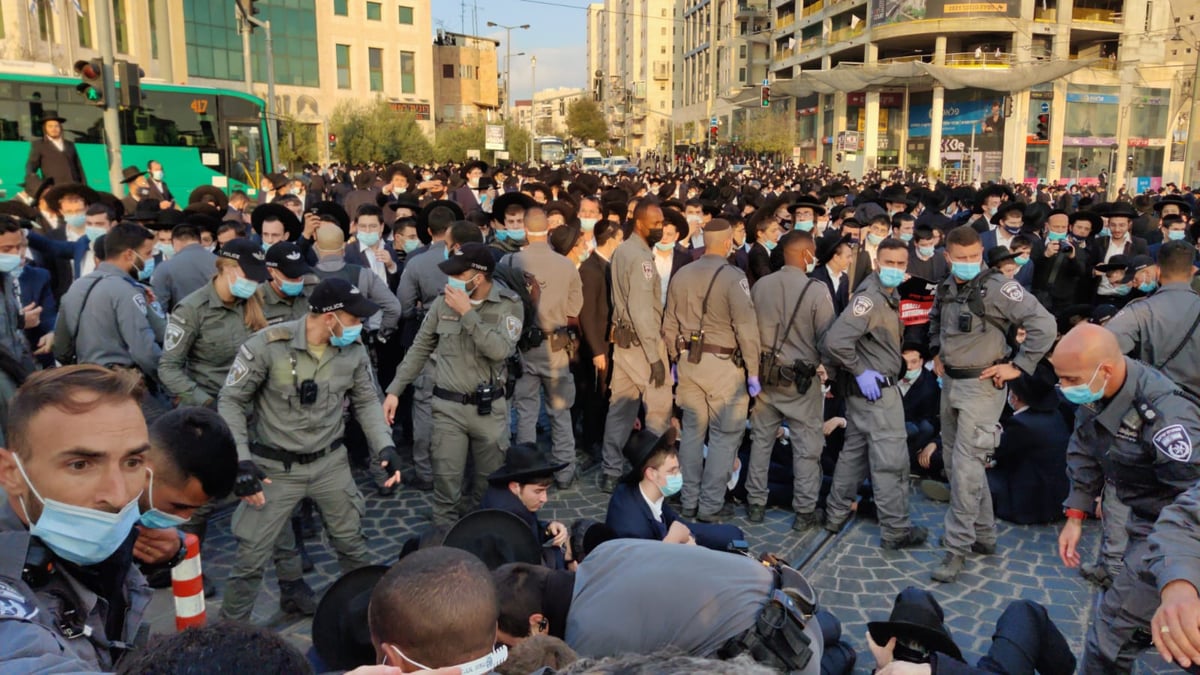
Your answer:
[7,106,1200,674]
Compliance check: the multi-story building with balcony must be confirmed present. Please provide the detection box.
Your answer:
[433,30,500,125]
[586,0,676,155]
[769,0,1197,186]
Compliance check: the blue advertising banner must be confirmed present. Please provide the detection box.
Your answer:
[908,97,1005,138]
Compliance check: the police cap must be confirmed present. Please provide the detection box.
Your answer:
[264,241,312,279]
[217,238,270,282]
[309,278,380,318]
[438,242,494,276]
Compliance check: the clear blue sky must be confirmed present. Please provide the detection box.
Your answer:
[431,0,588,100]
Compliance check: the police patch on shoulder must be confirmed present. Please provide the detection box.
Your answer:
[852,295,874,317]
[132,293,147,314]
[1154,424,1193,462]
[238,343,254,361]
[641,261,654,280]
[164,323,185,352]
[1000,281,1024,302]
[0,581,37,620]
[225,356,250,387]
[505,316,523,341]
[739,278,751,297]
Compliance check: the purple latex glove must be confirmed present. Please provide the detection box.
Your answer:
[747,376,762,397]
[855,369,883,401]
[671,362,678,384]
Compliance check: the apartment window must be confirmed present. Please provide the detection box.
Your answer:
[334,0,348,15]
[336,44,351,89]
[113,0,129,52]
[400,50,416,93]
[442,64,455,78]
[366,1,381,20]
[36,0,53,41]
[739,44,747,58]
[399,5,413,24]
[147,0,158,58]
[739,67,746,82]
[369,47,383,91]
[77,0,92,48]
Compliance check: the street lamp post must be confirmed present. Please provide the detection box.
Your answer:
[487,21,529,120]
[529,55,537,162]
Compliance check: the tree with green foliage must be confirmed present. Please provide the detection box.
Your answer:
[566,99,609,147]
[277,116,320,169]
[327,99,434,164]
[741,107,795,158]
[433,119,532,164]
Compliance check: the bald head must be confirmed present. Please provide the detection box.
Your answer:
[315,223,345,253]
[525,206,549,236]
[1051,323,1126,398]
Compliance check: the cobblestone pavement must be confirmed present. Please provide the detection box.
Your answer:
[143,460,1175,673]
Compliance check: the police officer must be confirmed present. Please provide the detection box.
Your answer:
[598,198,674,494]
[260,241,317,325]
[1052,323,1200,673]
[929,225,1056,582]
[1148,482,1200,669]
[383,243,523,525]
[394,205,457,491]
[662,218,761,522]
[150,216,217,313]
[217,278,402,622]
[510,206,583,488]
[746,231,835,529]
[821,237,926,549]
[53,222,170,421]
[0,366,151,671]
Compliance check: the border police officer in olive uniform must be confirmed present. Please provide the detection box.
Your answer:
[217,278,402,622]
[663,218,761,523]
[929,226,1056,582]
[822,237,927,548]
[746,232,834,527]
[260,241,317,325]
[384,243,523,525]
[1052,323,1200,674]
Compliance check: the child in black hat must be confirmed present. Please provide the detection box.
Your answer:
[478,443,573,570]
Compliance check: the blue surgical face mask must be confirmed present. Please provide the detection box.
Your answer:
[951,261,981,281]
[139,468,188,529]
[403,239,421,253]
[1014,255,1029,266]
[508,228,527,242]
[155,242,175,259]
[1059,364,1106,405]
[580,217,598,232]
[763,239,777,252]
[137,255,155,281]
[867,232,885,246]
[446,277,468,292]
[917,245,935,258]
[261,241,272,254]
[654,241,674,252]
[84,224,106,241]
[331,315,363,347]
[905,368,922,381]
[1114,284,1132,296]
[280,279,306,297]
[65,213,86,229]
[231,276,259,299]
[357,232,380,248]
[1139,281,1158,293]
[14,454,142,566]
[899,232,913,242]
[443,247,450,260]
[660,472,683,497]
[1099,227,1111,237]
[806,260,816,273]
[795,220,815,232]
[494,230,509,242]
[1168,230,1187,241]
[0,253,22,274]
[878,267,905,288]
[1046,231,1067,242]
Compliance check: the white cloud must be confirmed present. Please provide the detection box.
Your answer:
[500,45,587,101]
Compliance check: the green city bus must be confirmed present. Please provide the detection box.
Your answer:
[0,72,271,201]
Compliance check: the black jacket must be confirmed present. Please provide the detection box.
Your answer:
[578,253,611,359]
[810,264,850,315]
[25,138,85,186]
[988,408,1071,525]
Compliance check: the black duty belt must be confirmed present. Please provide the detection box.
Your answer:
[432,386,510,404]
[717,559,816,671]
[683,344,737,356]
[251,441,342,470]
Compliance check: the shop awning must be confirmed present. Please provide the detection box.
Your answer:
[772,58,1100,97]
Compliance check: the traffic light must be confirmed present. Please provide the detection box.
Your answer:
[328,133,337,148]
[1067,157,1077,170]
[709,125,718,144]
[117,61,143,109]
[73,59,105,107]
[236,0,260,30]
[835,152,843,162]
[1036,114,1049,141]
[760,84,770,108]
[1080,157,1089,169]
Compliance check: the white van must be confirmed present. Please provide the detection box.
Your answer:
[578,148,604,171]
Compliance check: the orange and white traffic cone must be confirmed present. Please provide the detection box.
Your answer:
[171,533,206,631]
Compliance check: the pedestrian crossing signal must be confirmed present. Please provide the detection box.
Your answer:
[73,59,105,107]
[761,85,770,108]
[1036,114,1049,141]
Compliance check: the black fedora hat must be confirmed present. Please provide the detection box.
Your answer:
[867,587,962,662]
[1009,369,1059,412]
[621,427,678,484]
[44,182,101,210]
[0,200,38,223]
[789,196,827,218]
[1104,201,1138,220]
[442,510,542,570]
[1068,210,1103,234]
[989,201,1026,225]
[569,519,617,565]
[416,199,464,244]
[188,185,230,212]
[148,208,186,232]
[251,202,302,240]
[985,245,1019,268]
[879,184,910,206]
[119,165,147,184]
[312,564,389,671]
[491,191,536,224]
[39,110,67,124]
[312,200,350,238]
[382,191,421,214]
[816,231,852,266]
[462,160,489,179]
[1154,195,1192,215]
[488,442,568,485]
[20,174,53,202]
